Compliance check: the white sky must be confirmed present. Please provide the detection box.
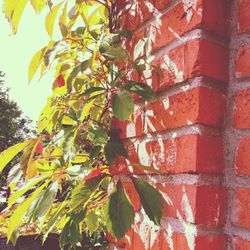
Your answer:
[0,4,54,123]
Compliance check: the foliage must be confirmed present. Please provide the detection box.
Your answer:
[0,72,33,188]
[0,0,163,249]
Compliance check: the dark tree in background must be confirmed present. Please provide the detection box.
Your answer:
[0,71,34,188]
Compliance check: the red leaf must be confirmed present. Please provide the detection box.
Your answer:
[56,75,65,87]
[35,143,43,155]
[83,167,109,181]
[110,167,130,175]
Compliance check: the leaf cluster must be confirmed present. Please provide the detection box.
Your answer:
[1,1,163,249]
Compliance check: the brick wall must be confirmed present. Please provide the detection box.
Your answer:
[109,0,250,249]
[224,0,250,249]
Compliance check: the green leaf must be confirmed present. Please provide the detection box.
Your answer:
[104,141,128,165]
[99,41,110,53]
[59,220,70,248]
[8,174,48,207]
[88,125,109,145]
[70,176,104,212]
[0,140,32,173]
[81,87,105,96]
[28,47,46,82]
[30,0,46,13]
[59,214,83,248]
[62,126,77,162]
[104,142,116,165]
[132,178,163,226]
[43,201,68,241]
[103,47,128,61]
[45,2,63,38]
[67,61,89,92]
[7,166,22,194]
[69,221,81,245]
[7,183,47,240]
[89,145,102,159]
[31,180,58,220]
[107,181,134,239]
[124,81,155,99]
[119,29,133,38]
[85,211,98,232]
[112,91,134,121]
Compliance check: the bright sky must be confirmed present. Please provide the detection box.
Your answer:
[0,4,54,123]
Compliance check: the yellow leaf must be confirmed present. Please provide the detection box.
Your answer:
[3,0,18,21]
[20,140,36,175]
[26,160,39,179]
[45,2,63,38]
[8,174,48,207]
[80,99,95,121]
[0,140,32,173]
[28,47,46,82]
[26,137,41,180]
[72,154,88,164]
[51,147,63,158]
[59,2,68,37]
[8,0,29,34]
[7,183,47,240]
[30,0,46,13]
[62,115,77,126]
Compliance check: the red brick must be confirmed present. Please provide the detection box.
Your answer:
[122,229,227,250]
[202,0,230,37]
[145,87,226,133]
[158,184,196,223]
[236,136,250,176]
[198,87,226,126]
[233,88,250,128]
[150,0,228,51]
[132,220,152,250]
[153,39,228,92]
[195,235,227,250]
[195,185,227,226]
[122,1,154,31]
[157,184,227,226]
[153,232,190,250]
[235,45,250,79]
[107,228,134,250]
[231,188,250,229]
[234,237,250,250]
[199,39,229,82]
[115,219,227,250]
[155,234,227,250]
[117,0,127,13]
[196,136,224,173]
[238,0,250,33]
[151,1,202,51]
[126,29,145,57]
[113,88,225,138]
[127,135,224,174]
[153,0,172,10]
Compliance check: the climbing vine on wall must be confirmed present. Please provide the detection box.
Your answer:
[0,0,163,249]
